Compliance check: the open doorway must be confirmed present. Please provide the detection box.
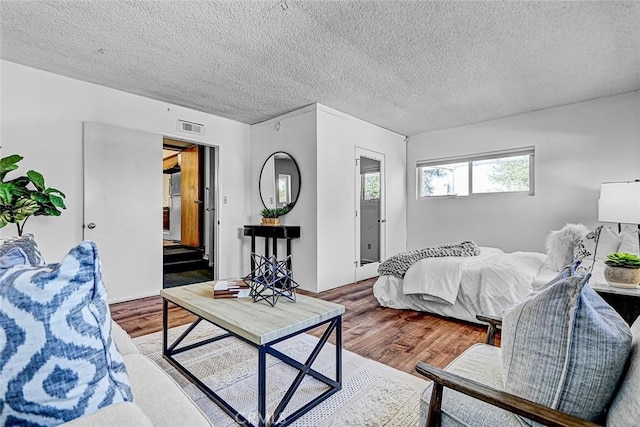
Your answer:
[162,137,217,288]
[355,147,386,282]
[359,156,381,265]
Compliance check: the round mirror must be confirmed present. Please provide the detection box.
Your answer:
[259,151,301,212]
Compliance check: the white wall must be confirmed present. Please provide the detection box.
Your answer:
[317,105,406,291]
[406,91,640,253]
[250,104,406,292]
[250,106,318,291]
[0,61,252,293]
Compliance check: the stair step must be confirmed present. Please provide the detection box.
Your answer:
[163,247,204,263]
[163,258,210,274]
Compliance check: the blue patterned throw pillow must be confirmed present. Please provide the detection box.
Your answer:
[0,247,31,269]
[0,241,133,426]
[0,234,46,266]
[502,272,632,425]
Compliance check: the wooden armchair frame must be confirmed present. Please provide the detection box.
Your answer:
[415,314,601,427]
[475,313,501,345]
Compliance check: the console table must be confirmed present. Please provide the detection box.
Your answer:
[243,225,301,274]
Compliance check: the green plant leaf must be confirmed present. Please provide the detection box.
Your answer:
[12,198,38,222]
[606,252,640,268]
[45,187,66,198]
[0,154,22,169]
[0,182,14,204]
[27,170,45,191]
[31,192,50,204]
[49,194,66,209]
[43,206,61,216]
[0,154,23,179]
[12,212,27,222]
[8,176,30,188]
[15,197,39,216]
[260,205,291,218]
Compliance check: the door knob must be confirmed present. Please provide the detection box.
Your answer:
[194,200,203,204]
[87,223,96,229]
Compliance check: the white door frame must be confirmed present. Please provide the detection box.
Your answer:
[204,144,220,279]
[162,133,220,280]
[354,147,386,282]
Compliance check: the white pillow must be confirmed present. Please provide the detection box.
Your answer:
[545,223,589,271]
[618,228,640,255]
[574,225,622,263]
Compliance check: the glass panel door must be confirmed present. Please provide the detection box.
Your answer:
[355,147,385,282]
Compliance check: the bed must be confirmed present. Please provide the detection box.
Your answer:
[373,252,606,323]
[374,224,638,324]
[373,246,552,324]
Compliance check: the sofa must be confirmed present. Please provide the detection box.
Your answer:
[63,322,212,426]
[0,236,211,426]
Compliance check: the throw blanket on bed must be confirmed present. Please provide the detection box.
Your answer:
[377,240,480,279]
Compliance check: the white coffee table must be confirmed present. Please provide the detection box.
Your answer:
[160,281,345,427]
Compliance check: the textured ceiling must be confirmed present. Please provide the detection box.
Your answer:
[1,1,639,136]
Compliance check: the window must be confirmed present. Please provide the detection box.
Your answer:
[278,174,291,204]
[362,172,380,200]
[417,147,534,198]
[418,162,468,197]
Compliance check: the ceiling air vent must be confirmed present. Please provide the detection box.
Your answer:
[177,120,205,135]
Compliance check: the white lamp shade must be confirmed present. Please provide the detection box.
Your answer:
[598,181,640,224]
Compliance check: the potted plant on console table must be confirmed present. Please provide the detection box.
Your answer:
[260,206,289,226]
[604,252,640,289]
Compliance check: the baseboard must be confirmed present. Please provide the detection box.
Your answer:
[108,289,160,305]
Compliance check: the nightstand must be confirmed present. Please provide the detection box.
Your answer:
[590,282,640,325]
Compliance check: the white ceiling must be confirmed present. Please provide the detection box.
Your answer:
[1,1,639,136]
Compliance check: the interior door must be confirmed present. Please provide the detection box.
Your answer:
[180,145,201,247]
[355,147,386,282]
[83,122,162,303]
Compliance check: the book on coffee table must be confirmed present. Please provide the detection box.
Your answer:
[213,280,250,298]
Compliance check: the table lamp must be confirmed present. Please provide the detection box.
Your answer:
[598,180,640,252]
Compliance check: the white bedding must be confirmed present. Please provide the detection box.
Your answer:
[373,247,547,324]
[402,247,503,305]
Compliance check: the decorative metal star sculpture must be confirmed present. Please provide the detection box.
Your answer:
[243,252,299,307]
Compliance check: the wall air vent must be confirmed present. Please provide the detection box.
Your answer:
[177,120,205,135]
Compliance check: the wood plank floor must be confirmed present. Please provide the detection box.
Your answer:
[110,278,495,377]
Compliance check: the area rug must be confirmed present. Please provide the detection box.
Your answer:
[134,322,428,426]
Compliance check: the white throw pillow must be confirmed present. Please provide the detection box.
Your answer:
[618,228,640,256]
[574,225,622,263]
[545,223,589,271]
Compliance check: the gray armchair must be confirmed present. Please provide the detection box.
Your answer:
[415,315,640,427]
